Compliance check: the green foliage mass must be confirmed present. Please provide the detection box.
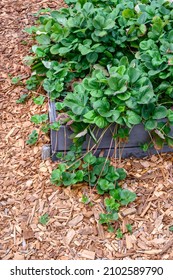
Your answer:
[26,0,173,149]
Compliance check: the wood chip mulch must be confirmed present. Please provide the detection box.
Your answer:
[0,0,173,260]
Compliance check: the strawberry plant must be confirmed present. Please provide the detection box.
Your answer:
[24,0,173,231]
[26,130,38,145]
[39,213,49,225]
[16,94,28,104]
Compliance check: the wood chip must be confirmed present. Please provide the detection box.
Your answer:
[13,253,25,260]
[140,202,151,217]
[64,229,75,245]
[5,127,16,141]
[22,228,34,240]
[80,250,95,260]
[97,223,105,239]
[26,180,33,187]
[159,239,173,255]
[105,243,114,252]
[152,214,164,234]
[126,235,134,250]
[83,210,93,218]
[137,249,162,255]
[68,214,83,227]
[39,166,47,173]
[121,208,136,217]
[79,227,93,235]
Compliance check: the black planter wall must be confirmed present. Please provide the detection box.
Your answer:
[49,101,173,161]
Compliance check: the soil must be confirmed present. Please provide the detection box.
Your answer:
[0,0,173,260]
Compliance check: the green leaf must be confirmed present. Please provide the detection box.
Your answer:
[93,15,105,29]
[104,19,115,30]
[26,130,38,145]
[39,214,49,225]
[83,152,96,164]
[105,166,120,182]
[116,228,123,239]
[119,189,136,206]
[36,34,50,45]
[31,114,48,124]
[41,124,49,133]
[167,109,173,124]
[137,12,147,24]
[152,106,167,120]
[169,226,173,232]
[98,178,115,191]
[105,197,120,211]
[126,224,132,234]
[58,47,72,55]
[51,169,61,185]
[93,159,109,176]
[83,2,94,14]
[86,52,98,63]
[140,40,154,50]
[139,24,147,35]
[128,68,140,84]
[108,77,127,94]
[75,170,84,182]
[16,94,28,104]
[109,189,121,201]
[116,168,127,180]
[83,110,98,123]
[64,92,89,115]
[50,44,60,55]
[43,79,55,92]
[90,90,104,98]
[96,185,105,195]
[11,76,22,84]
[145,119,157,130]
[62,172,76,186]
[24,26,37,34]
[99,212,118,224]
[81,195,90,205]
[107,224,114,233]
[109,110,120,122]
[137,86,154,104]
[122,9,134,19]
[117,92,131,101]
[168,30,173,43]
[142,104,155,120]
[94,30,107,37]
[95,99,112,117]
[33,95,45,105]
[104,89,115,96]
[78,44,92,55]
[126,111,142,125]
[50,121,61,131]
[108,77,119,91]
[55,102,65,111]
[152,16,163,37]
[94,116,108,128]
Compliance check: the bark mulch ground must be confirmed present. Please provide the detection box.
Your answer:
[0,0,173,260]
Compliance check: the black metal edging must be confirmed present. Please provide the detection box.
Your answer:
[49,101,173,161]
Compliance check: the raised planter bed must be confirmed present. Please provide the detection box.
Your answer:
[49,101,173,161]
